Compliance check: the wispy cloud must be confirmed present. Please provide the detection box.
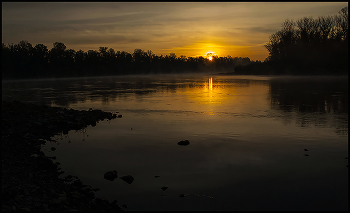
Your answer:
[2,2,347,61]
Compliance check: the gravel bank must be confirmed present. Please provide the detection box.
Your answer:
[2,100,124,211]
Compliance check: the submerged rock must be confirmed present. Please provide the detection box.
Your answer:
[120,175,134,184]
[104,170,118,181]
[178,140,190,146]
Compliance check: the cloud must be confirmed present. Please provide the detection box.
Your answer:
[241,26,278,34]
[2,2,347,60]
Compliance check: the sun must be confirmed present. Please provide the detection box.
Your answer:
[206,52,215,61]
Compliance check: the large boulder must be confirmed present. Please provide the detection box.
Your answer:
[104,170,118,181]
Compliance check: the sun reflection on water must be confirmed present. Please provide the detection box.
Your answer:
[209,77,213,90]
[181,77,236,115]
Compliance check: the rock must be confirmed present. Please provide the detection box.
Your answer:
[154,175,160,178]
[120,175,134,184]
[304,149,309,151]
[117,115,122,118]
[161,186,168,191]
[2,101,124,211]
[51,147,56,151]
[95,197,110,206]
[104,170,118,181]
[178,140,190,146]
[179,193,187,197]
[49,198,63,204]
[109,200,121,210]
[42,204,49,211]
[72,179,83,186]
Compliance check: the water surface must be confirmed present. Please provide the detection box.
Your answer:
[2,74,348,210]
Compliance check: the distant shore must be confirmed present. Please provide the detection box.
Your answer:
[2,100,124,211]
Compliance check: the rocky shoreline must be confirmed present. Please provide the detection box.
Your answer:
[2,100,124,211]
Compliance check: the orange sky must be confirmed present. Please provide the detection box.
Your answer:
[2,2,348,61]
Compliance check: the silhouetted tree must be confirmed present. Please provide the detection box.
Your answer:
[2,38,260,79]
[264,6,348,75]
[2,43,12,78]
[32,44,49,77]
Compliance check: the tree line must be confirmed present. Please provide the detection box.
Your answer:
[235,6,348,75]
[2,40,252,79]
[2,7,347,79]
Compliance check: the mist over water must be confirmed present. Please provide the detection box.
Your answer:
[2,74,348,210]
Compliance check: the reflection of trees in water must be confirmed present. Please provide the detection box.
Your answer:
[2,77,264,107]
[2,78,162,107]
[3,76,348,135]
[269,77,348,135]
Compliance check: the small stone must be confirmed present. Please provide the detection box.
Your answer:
[178,140,190,146]
[51,147,56,151]
[161,186,168,191]
[104,170,118,181]
[120,175,134,184]
[49,198,62,204]
[72,179,83,186]
[42,204,49,211]
[22,188,30,195]
[71,191,82,198]
[110,200,121,209]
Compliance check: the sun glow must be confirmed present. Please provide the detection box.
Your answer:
[206,52,215,61]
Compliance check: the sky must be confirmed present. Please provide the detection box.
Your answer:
[2,2,348,61]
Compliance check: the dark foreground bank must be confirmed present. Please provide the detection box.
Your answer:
[2,100,124,211]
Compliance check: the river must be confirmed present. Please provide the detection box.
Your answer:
[2,74,348,210]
